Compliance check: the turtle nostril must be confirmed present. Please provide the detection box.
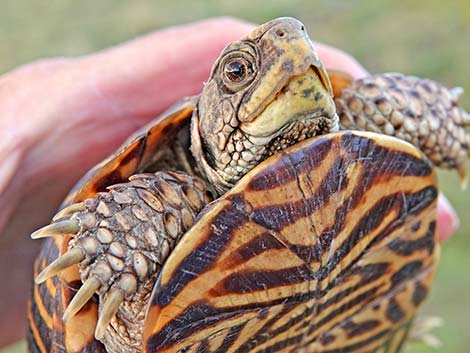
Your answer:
[275,29,285,37]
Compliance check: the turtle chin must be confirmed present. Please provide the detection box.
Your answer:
[263,114,338,157]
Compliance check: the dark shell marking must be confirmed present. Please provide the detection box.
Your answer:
[144,131,438,353]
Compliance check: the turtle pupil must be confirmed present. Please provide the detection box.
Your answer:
[225,60,246,82]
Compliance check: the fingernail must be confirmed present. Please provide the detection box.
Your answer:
[437,193,460,242]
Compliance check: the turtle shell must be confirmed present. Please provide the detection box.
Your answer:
[29,129,439,353]
[143,131,438,353]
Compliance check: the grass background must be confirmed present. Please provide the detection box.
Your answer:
[1,1,469,352]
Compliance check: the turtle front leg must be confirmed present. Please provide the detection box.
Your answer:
[32,171,212,350]
[334,73,470,184]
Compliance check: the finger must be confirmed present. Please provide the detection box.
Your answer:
[436,193,460,242]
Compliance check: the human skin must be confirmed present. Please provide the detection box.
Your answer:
[0,17,459,347]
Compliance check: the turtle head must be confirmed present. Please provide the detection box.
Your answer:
[191,17,339,194]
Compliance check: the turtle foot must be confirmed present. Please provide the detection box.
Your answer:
[32,171,211,340]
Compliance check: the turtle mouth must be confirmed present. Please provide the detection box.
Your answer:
[239,67,337,140]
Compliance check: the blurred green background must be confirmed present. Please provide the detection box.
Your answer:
[1,0,469,352]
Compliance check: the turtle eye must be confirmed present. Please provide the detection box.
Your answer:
[224,59,248,82]
[222,56,255,91]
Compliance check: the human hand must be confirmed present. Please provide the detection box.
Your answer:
[0,17,459,347]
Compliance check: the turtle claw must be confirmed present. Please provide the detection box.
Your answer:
[35,248,85,284]
[31,219,80,239]
[63,277,101,322]
[95,290,125,340]
[63,271,139,339]
[95,274,137,339]
[53,202,86,221]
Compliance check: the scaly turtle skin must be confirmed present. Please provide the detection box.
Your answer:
[28,18,470,353]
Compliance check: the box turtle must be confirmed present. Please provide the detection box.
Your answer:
[28,18,470,353]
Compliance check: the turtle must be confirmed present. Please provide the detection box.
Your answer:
[27,17,470,353]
